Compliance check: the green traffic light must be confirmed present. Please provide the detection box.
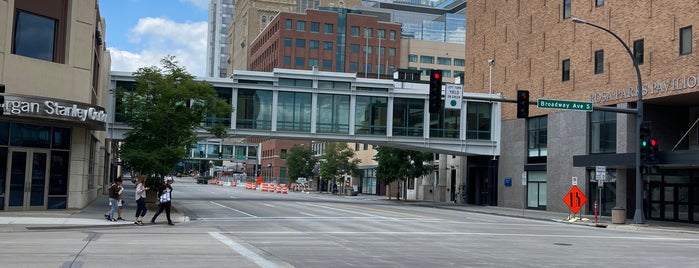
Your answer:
[641,140,647,147]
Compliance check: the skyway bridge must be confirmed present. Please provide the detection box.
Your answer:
[108,68,501,162]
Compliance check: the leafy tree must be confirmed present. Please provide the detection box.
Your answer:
[285,145,317,182]
[117,56,232,181]
[320,142,361,193]
[374,146,433,200]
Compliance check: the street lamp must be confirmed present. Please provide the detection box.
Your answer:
[572,18,645,224]
[487,59,495,94]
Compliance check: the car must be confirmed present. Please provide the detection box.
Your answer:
[196,177,208,184]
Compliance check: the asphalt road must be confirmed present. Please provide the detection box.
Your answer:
[2,178,698,267]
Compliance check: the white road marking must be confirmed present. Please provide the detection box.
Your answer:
[263,203,275,208]
[209,201,257,217]
[209,232,281,268]
[302,202,389,218]
[299,212,316,217]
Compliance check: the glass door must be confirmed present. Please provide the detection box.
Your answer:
[6,149,49,210]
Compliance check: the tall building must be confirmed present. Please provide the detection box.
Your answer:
[207,0,235,78]
[467,0,699,223]
[0,0,112,210]
[228,0,362,74]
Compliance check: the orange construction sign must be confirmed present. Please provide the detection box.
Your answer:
[256,177,263,185]
[562,185,587,214]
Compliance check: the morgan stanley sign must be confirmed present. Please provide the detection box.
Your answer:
[0,93,108,130]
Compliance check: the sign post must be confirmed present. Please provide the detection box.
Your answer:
[562,185,588,220]
[521,172,527,216]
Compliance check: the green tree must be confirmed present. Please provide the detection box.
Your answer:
[117,56,232,181]
[320,142,360,193]
[285,145,317,182]
[374,146,433,200]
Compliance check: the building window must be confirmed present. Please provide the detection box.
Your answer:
[389,30,396,40]
[364,63,372,73]
[527,171,548,209]
[595,0,604,7]
[296,38,306,48]
[634,39,644,65]
[562,59,571,81]
[466,102,491,140]
[590,111,616,154]
[349,62,359,71]
[283,56,291,65]
[310,40,319,49]
[297,20,306,31]
[309,58,319,68]
[295,57,305,67]
[350,44,359,53]
[594,50,604,74]
[13,10,58,62]
[322,59,332,70]
[378,29,386,39]
[351,26,360,36]
[420,56,434,64]
[454,58,465,66]
[377,47,385,56]
[323,41,333,50]
[364,45,372,54]
[280,149,287,159]
[528,116,547,158]
[285,19,292,29]
[437,57,452,65]
[284,38,292,47]
[389,48,395,56]
[364,28,373,38]
[454,71,464,79]
[563,0,571,19]
[324,23,333,34]
[261,16,267,24]
[408,54,418,62]
[443,70,451,78]
[680,26,692,55]
[310,22,319,32]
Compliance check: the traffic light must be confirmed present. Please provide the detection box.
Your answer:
[647,138,659,164]
[516,90,529,118]
[0,84,5,115]
[639,121,651,164]
[429,69,442,113]
[218,151,223,159]
[199,151,204,158]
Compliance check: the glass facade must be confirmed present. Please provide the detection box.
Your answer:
[317,94,350,133]
[277,92,312,132]
[355,96,388,135]
[237,89,272,130]
[393,98,424,137]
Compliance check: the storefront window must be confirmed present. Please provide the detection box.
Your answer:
[527,171,547,209]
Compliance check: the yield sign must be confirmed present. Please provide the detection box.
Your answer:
[562,185,587,214]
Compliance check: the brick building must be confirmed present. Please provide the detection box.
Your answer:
[466,0,699,223]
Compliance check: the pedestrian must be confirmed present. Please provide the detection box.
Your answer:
[151,176,175,225]
[133,175,150,225]
[104,177,123,222]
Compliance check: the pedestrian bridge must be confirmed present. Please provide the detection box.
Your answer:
[108,68,501,157]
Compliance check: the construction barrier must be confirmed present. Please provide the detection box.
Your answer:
[281,184,288,194]
[276,184,282,193]
[261,183,268,192]
[251,182,257,190]
[245,182,251,189]
[268,184,275,192]
[231,181,236,187]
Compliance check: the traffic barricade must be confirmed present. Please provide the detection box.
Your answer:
[281,184,288,194]
[276,184,282,193]
[268,184,275,192]
[261,183,268,192]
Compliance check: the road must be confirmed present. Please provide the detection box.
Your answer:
[2,177,698,267]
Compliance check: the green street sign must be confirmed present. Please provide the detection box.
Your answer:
[537,99,593,112]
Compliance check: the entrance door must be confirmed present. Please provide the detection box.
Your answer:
[6,149,49,210]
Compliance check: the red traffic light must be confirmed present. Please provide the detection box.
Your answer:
[650,139,657,146]
[433,73,441,79]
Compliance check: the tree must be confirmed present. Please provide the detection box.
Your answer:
[374,146,433,200]
[320,142,361,193]
[285,145,317,182]
[117,56,232,182]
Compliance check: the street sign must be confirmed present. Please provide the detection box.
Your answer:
[444,84,463,110]
[562,185,587,214]
[571,177,578,186]
[595,166,606,181]
[537,99,593,112]
[521,172,527,186]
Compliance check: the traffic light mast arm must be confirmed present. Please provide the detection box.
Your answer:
[455,95,638,114]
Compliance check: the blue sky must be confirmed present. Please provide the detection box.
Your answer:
[100,0,210,76]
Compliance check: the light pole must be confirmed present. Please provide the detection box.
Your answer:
[487,59,495,94]
[572,18,645,224]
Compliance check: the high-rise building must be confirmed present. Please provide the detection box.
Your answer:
[0,0,112,210]
[207,0,236,78]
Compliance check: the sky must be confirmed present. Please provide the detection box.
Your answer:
[99,0,210,76]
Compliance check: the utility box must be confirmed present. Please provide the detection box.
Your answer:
[611,207,626,224]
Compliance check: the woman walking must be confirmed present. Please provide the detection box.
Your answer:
[133,175,150,225]
[151,176,175,225]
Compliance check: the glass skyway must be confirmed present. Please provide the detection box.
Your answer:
[108,68,501,157]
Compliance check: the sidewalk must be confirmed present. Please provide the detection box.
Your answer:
[0,176,187,228]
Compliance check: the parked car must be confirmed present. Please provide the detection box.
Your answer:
[197,176,208,184]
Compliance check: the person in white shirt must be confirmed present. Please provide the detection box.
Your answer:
[133,175,150,225]
[150,177,175,225]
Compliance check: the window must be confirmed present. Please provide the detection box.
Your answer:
[296,38,306,48]
[590,111,616,154]
[285,19,293,29]
[13,9,62,62]
[527,171,548,209]
[467,102,492,140]
[310,40,319,49]
[562,59,571,81]
[420,56,434,64]
[594,50,604,74]
[310,22,320,32]
[364,63,372,73]
[309,58,319,68]
[528,116,548,158]
[443,70,451,78]
[261,16,267,24]
[284,38,292,47]
[563,0,571,19]
[283,56,291,65]
[595,0,604,7]
[295,57,305,66]
[349,62,359,71]
[323,41,333,50]
[437,57,452,65]
[389,30,396,40]
[280,149,287,159]
[324,23,333,34]
[378,29,386,39]
[364,28,373,38]
[296,20,306,31]
[351,26,360,36]
[377,47,385,56]
[389,48,395,56]
[350,44,359,53]
[408,54,418,62]
[364,45,372,54]
[322,59,332,70]
[680,26,692,55]
[454,58,465,66]
[634,39,644,65]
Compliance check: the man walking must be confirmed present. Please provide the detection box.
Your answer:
[151,177,175,225]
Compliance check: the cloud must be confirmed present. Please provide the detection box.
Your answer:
[109,17,208,76]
